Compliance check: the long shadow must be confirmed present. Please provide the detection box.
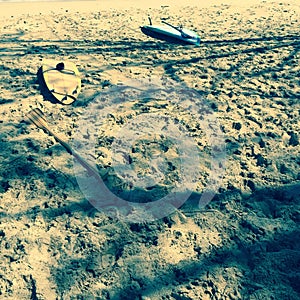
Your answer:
[48,182,300,299]
[106,231,300,299]
[1,128,299,297]
[117,183,299,298]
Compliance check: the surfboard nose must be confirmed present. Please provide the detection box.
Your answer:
[140,26,148,34]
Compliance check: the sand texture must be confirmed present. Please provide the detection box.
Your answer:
[0,0,300,299]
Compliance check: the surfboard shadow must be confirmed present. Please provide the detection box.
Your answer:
[36,67,61,105]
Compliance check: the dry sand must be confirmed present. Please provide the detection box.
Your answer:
[0,0,300,299]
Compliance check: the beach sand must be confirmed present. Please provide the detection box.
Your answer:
[0,0,299,299]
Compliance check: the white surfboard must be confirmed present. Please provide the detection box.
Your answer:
[141,20,200,46]
[41,59,81,105]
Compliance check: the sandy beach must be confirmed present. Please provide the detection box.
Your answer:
[0,0,299,299]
